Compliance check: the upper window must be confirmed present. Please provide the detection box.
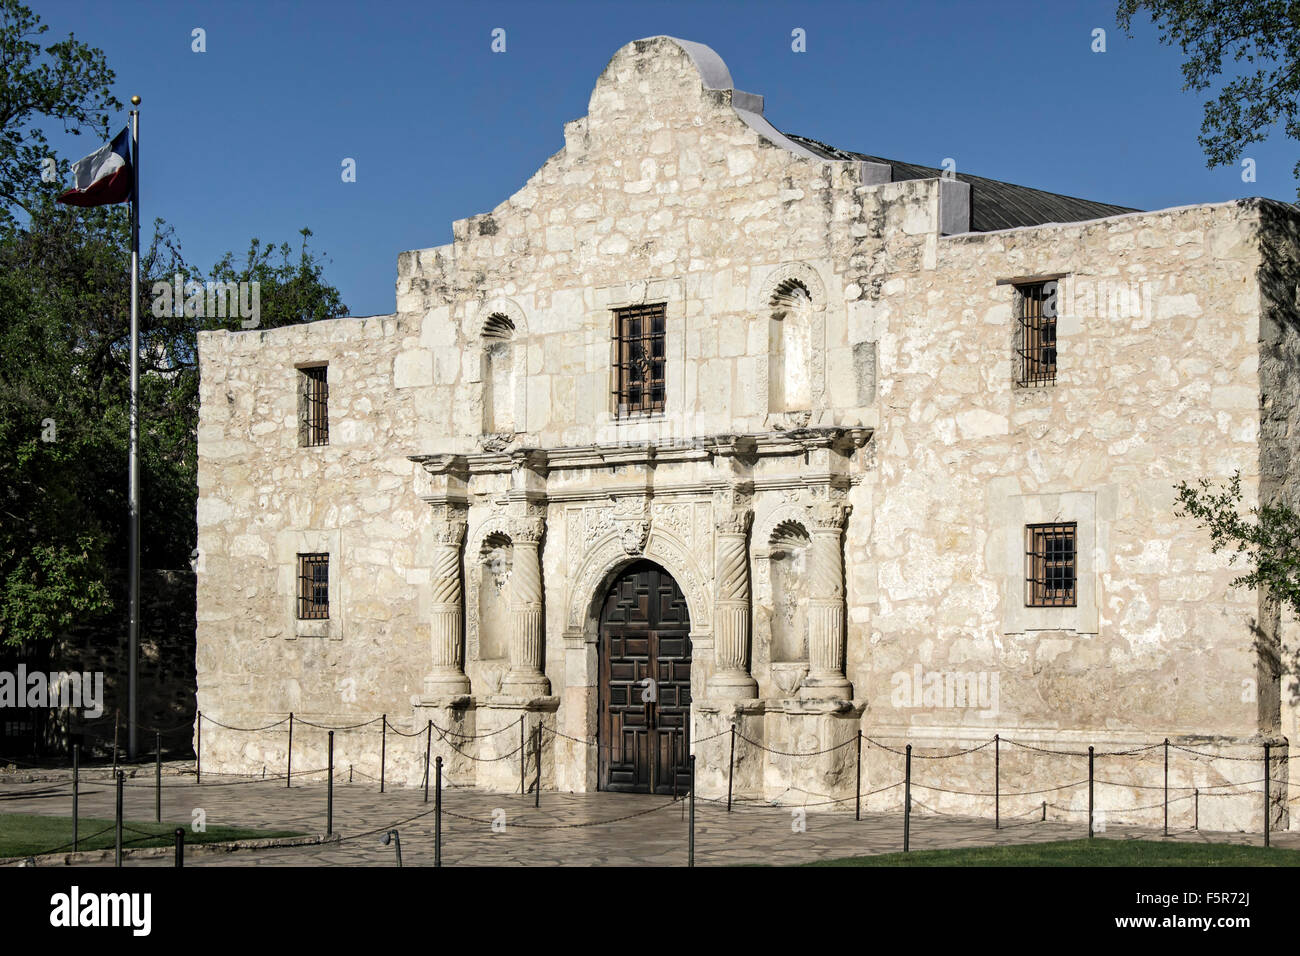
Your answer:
[1025,522,1076,607]
[613,303,666,418]
[1015,281,1057,387]
[296,552,330,619]
[298,365,329,446]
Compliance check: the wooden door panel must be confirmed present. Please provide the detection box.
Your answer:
[599,561,692,794]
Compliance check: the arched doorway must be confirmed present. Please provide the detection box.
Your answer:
[598,560,692,794]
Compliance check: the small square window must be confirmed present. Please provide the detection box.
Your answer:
[1015,282,1057,387]
[612,303,666,417]
[298,365,329,446]
[297,553,329,619]
[1025,523,1076,607]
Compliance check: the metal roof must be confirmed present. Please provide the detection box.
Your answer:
[785,133,1140,232]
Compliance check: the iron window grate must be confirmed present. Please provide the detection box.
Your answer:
[1025,522,1077,607]
[612,303,666,417]
[1015,282,1057,387]
[297,553,330,619]
[299,366,329,446]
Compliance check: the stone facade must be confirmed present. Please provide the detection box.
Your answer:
[196,36,1298,830]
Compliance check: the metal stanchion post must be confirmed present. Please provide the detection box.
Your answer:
[994,733,1000,830]
[903,744,911,853]
[286,712,293,788]
[195,711,201,785]
[1088,745,1095,839]
[855,730,862,822]
[1163,738,1169,837]
[534,723,542,808]
[155,730,162,823]
[174,828,184,867]
[435,755,443,867]
[689,754,695,868]
[114,770,124,868]
[327,731,335,836]
[1264,742,1271,848]
[72,744,79,852]
[380,714,386,793]
[424,720,432,803]
[727,723,735,812]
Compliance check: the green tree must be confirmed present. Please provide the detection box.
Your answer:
[1118,1,1300,196]
[0,0,119,226]
[0,1,349,646]
[1175,471,1300,615]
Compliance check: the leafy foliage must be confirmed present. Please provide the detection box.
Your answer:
[1174,471,1300,615]
[0,2,349,645]
[0,0,120,227]
[1118,0,1300,197]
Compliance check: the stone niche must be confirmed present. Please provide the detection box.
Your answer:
[475,531,512,663]
[767,520,811,664]
[753,502,816,699]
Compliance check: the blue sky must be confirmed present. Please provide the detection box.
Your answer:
[35,0,1300,317]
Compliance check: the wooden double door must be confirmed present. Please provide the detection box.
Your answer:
[598,561,692,794]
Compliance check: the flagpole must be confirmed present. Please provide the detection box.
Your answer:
[127,96,141,761]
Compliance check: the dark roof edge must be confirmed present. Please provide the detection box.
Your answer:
[784,133,1140,231]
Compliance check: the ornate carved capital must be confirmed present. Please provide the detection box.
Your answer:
[809,502,850,531]
[509,516,546,545]
[427,500,469,532]
[431,518,468,547]
[712,486,754,534]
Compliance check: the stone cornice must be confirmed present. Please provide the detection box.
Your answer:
[409,427,872,478]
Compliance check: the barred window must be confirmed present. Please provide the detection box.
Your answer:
[1025,523,1076,607]
[297,553,330,619]
[298,365,329,446]
[613,303,666,417]
[1016,282,1057,386]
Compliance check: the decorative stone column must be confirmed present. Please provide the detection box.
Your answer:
[423,504,470,697]
[708,489,758,699]
[801,500,853,699]
[502,512,551,697]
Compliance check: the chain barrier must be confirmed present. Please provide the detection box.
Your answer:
[733,729,856,757]
[6,714,1292,866]
[200,715,291,733]
[909,778,1090,798]
[1170,743,1267,762]
[293,717,384,732]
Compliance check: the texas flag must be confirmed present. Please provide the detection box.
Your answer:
[56,127,133,207]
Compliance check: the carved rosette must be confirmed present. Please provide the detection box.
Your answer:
[502,510,550,697]
[424,505,470,698]
[709,489,757,699]
[802,499,853,700]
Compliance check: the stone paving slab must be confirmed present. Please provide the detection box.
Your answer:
[2,775,1296,867]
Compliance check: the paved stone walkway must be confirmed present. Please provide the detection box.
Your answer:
[1,766,1297,866]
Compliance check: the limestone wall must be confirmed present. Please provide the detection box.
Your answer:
[853,200,1269,739]
[193,36,1293,829]
[1257,201,1300,821]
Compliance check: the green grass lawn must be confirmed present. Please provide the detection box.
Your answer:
[809,839,1300,867]
[0,813,305,858]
